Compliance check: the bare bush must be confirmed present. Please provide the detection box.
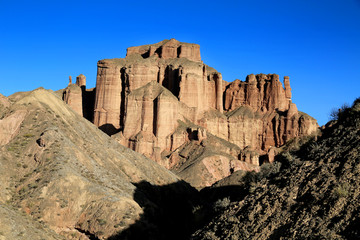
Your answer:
[329,103,350,121]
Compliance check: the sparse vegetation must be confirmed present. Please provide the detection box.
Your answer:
[114,221,127,228]
[23,133,35,138]
[28,183,38,189]
[24,173,32,178]
[214,197,230,211]
[19,186,28,195]
[333,182,351,199]
[259,162,281,178]
[97,218,107,226]
[60,200,68,208]
[329,102,350,121]
[194,97,360,240]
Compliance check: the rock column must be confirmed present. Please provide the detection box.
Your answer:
[94,64,122,133]
[76,74,86,87]
[284,76,292,99]
[214,73,223,112]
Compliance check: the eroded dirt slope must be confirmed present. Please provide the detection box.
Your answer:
[0,89,196,240]
[192,98,360,240]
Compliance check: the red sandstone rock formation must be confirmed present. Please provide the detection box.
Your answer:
[126,38,201,62]
[62,84,83,116]
[62,39,319,187]
[93,40,223,135]
[224,74,292,112]
[63,74,95,121]
[199,103,317,156]
[117,82,197,164]
[76,74,86,87]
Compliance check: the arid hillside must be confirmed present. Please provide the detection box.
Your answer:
[0,88,198,240]
[192,98,360,239]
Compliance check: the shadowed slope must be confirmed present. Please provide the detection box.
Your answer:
[109,180,200,240]
[192,98,360,240]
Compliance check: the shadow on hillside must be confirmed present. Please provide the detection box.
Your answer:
[107,180,246,240]
[98,123,121,135]
[108,180,198,240]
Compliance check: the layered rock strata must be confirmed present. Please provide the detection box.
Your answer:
[199,102,317,153]
[63,39,318,187]
[224,74,292,112]
[126,38,201,62]
[93,39,224,136]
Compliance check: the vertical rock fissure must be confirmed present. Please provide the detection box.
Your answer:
[227,117,231,142]
[153,97,158,136]
[173,68,180,98]
[163,66,170,91]
[177,46,181,58]
[120,68,127,129]
[163,66,180,99]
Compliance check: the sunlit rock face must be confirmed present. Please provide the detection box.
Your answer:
[63,39,318,188]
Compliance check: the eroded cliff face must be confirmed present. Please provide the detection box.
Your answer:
[93,39,223,135]
[224,74,291,112]
[200,103,318,155]
[63,39,318,188]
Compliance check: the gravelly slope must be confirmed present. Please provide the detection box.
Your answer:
[192,98,360,240]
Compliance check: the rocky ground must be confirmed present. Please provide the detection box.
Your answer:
[192,98,360,239]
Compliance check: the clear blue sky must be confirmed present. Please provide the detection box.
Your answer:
[1,0,359,125]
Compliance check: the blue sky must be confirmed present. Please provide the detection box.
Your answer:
[1,0,359,125]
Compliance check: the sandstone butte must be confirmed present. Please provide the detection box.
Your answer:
[63,39,318,188]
